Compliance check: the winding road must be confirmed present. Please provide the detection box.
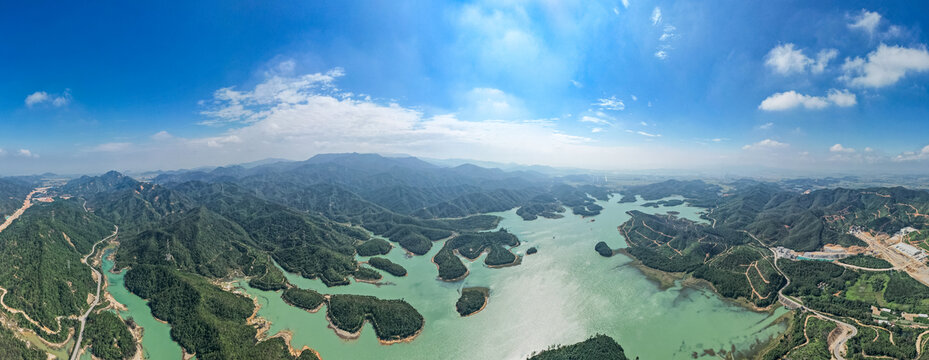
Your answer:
[741,230,858,359]
[69,225,118,360]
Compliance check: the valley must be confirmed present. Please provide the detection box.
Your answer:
[1,154,929,359]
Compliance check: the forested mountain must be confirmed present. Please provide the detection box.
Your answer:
[0,177,31,217]
[153,153,566,219]
[0,200,112,331]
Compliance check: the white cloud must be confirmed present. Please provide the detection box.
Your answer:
[151,131,174,141]
[613,7,619,15]
[17,149,38,158]
[659,25,676,41]
[841,44,929,88]
[595,96,625,111]
[621,0,629,9]
[654,50,668,59]
[758,89,856,111]
[765,44,837,75]
[24,89,71,108]
[52,89,72,107]
[742,139,788,150]
[636,131,660,137]
[639,121,648,126]
[711,138,723,142]
[848,9,881,35]
[765,44,810,74]
[651,7,661,25]
[811,49,839,74]
[826,88,857,107]
[864,147,874,152]
[893,145,929,162]
[759,122,774,130]
[25,91,49,107]
[571,80,583,88]
[592,127,603,133]
[830,144,855,153]
[630,95,637,101]
[580,116,610,124]
[0,148,5,156]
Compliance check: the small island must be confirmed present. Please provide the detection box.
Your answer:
[367,257,407,277]
[529,334,629,360]
[282,287,326,312]
[326,294,424,344]
[455,287,490,316]
[595,241,614,257]
[526,247,538,255]
[433,229,521,280]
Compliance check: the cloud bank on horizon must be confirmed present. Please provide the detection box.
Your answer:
[1,1,929,175]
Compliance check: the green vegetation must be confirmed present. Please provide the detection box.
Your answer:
[0,324,45,360]
[517,200,565,221]
[326,294,424,341]
[455,287,489,316]
[353,266,382,281]
[247,255,288,291]
[839,254,893,269]
[595,242,613,257]
[529,334,629,360]
[124,264,307,359]
[0,200,112,332]
[787,316,834,359]
[433,246,467,281]
[367,257,407,277]
[355,238,391,256]
[526,247,538,255]
[0,178,30,218]
[282,287,325,311]
[622,180,720,207]
[84,311,137,360]
[444,229,520,266]
[758,312,806,360]
[640,199,684,208]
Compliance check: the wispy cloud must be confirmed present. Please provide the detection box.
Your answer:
[764,44,837,74]
[758,89,856,111]
[595,96,625,111]
[742,139,788,151]
[24,89,71,108]
[830,143,855,153]
[650,7,661,25]
[848,9,881,35]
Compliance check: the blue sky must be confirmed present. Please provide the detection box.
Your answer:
[2,0,929,175]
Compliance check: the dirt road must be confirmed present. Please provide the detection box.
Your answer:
[70,226,119,360]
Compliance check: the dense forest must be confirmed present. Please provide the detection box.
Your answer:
[0,200,112,333]
[367,257,407,277]
[83,311,137,360]
[528,334,629,360]
[124,265,316,359]
[455,287,489,316]
[326,294,424,342]
[282,287,325,311]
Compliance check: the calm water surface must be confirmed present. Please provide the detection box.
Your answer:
[238,195,788,360]
[102,249,183,360]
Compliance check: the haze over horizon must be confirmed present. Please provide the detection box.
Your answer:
[3,1,929,175]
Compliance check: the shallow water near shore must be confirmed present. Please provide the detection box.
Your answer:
[101,249,183,360]
[239,194,788,360]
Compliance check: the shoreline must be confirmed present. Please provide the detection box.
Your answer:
[432,253,470,282]
[459,287,490,317]
[618,249,781,315]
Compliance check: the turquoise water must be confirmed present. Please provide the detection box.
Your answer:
[101,249,183,360]
[240,194,788,359]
